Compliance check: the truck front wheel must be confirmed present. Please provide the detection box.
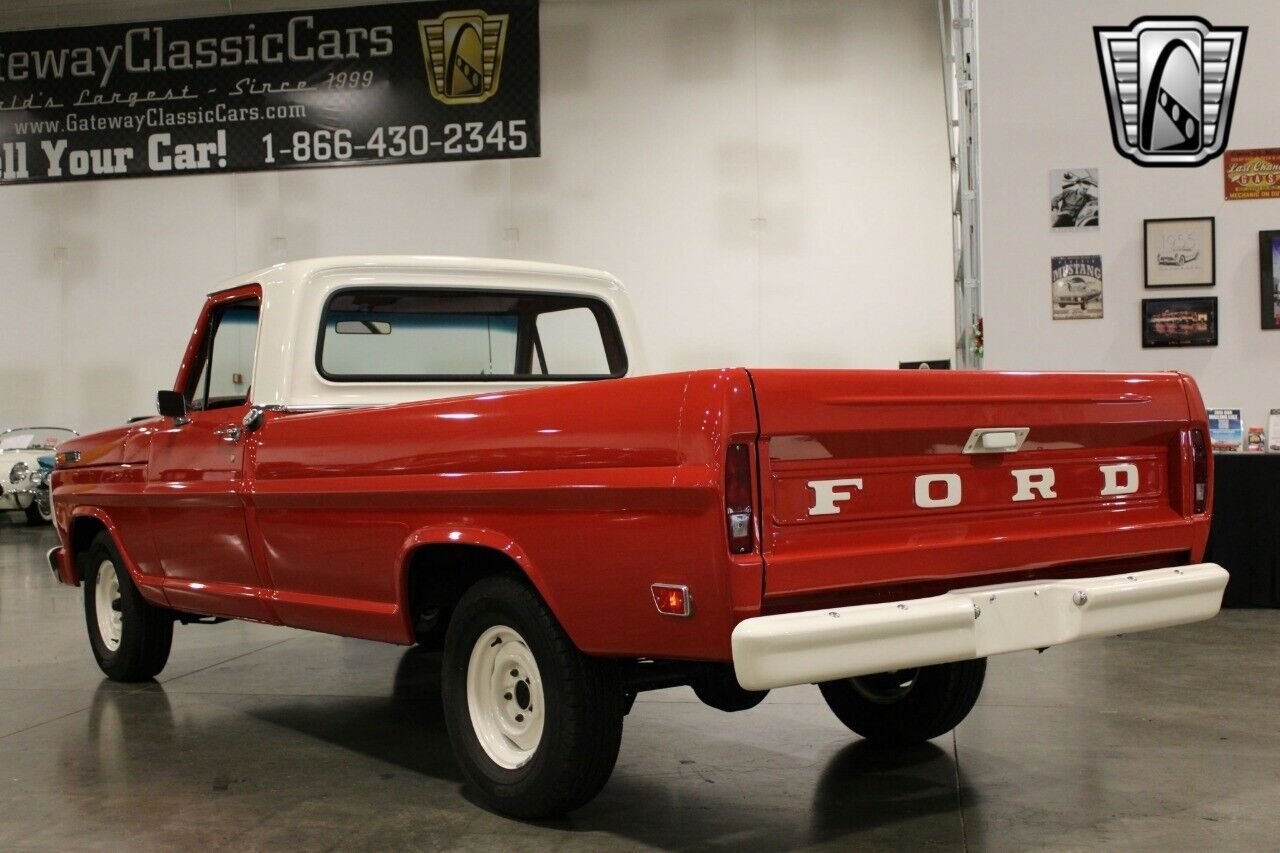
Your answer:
[818,658,986,745]
[82,532,173,682]
[441,575,625,819]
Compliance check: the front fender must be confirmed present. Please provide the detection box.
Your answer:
[66,506,169,606]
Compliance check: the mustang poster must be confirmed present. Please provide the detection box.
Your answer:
[1050,255,1103,320]
[0,0,539,185]
[1224,148,1280,200]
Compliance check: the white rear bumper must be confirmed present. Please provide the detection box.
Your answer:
[731,564,1228,691]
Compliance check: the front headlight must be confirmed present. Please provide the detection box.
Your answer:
[9,462,28,484]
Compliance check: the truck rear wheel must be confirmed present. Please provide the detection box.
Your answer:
[441,575,625,819]
[82,532,173,682]
[818,658,986,745]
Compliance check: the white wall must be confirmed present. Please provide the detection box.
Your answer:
[0,0,953,433]
[979,0,1280,429]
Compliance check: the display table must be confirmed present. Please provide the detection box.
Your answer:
[1205,453,1280,607]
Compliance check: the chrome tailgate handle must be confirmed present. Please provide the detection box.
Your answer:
[963,427,1029,454]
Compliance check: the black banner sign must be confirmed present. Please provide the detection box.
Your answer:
[0,0,539,185]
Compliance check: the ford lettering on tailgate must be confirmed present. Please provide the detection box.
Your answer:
[774,456,1163,524]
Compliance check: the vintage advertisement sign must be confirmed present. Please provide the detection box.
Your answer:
[0,0,539,185]
[1051,255,1103,320]
[1224,148,1280,200]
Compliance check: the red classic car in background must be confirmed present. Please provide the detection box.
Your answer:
[48,257,1227,818]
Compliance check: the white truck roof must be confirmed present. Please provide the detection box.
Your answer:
[217,256,643,409]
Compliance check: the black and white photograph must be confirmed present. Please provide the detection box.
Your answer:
[1049,168,1099,228]
[1144,217,1216,288]
[1051,255,1103,319]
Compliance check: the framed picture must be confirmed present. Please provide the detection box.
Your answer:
[1141,297,1218,348]
[1049,168,1099,228]
[1260,230,1280,329]
[1144,217,1215,288]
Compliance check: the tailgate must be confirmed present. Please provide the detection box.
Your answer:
[750,369,1208,606]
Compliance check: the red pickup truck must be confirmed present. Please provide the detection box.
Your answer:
[48,257,1227,818]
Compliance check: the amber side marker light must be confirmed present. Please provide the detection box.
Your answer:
[651,583,692,617]
[55,451,80,466]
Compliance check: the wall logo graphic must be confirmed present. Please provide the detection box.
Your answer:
[1094,17,1246,167]
[419,9,510,104]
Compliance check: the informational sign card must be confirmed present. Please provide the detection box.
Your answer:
[1208,408,1243,452]
[0,0,539,184]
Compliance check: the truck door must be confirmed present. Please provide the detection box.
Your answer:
[147,289,273,621]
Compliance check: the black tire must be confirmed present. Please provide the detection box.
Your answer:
[24,495,52,525]
[818,659,986,745]
[81,532,173,682]
[441,575,624,819]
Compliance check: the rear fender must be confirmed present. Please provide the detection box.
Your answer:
[395,525,560,638]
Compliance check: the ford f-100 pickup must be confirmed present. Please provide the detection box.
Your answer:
[48,256,1227,818]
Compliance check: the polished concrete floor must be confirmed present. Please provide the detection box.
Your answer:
[1,517,1276,851]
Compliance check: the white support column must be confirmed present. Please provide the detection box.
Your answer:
[938,0,983,368]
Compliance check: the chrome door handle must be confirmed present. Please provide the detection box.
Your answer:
[213,426,243,443]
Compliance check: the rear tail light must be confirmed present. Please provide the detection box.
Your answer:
[725,443,754,554]
[1190,428,1209,514]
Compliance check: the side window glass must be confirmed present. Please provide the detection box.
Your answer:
[189,300,259,410]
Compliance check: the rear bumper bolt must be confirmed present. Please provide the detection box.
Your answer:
[1073,590,1088,606]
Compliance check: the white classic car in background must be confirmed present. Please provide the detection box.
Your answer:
[1,427,77,525]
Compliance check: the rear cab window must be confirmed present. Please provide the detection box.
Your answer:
[316,289,627,382]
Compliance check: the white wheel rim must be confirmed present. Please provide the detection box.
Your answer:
[94,560,123,652]
[466,625,545,769]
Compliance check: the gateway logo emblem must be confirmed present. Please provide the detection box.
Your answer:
[418,9,510,105]
[1094,17,1247,167]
